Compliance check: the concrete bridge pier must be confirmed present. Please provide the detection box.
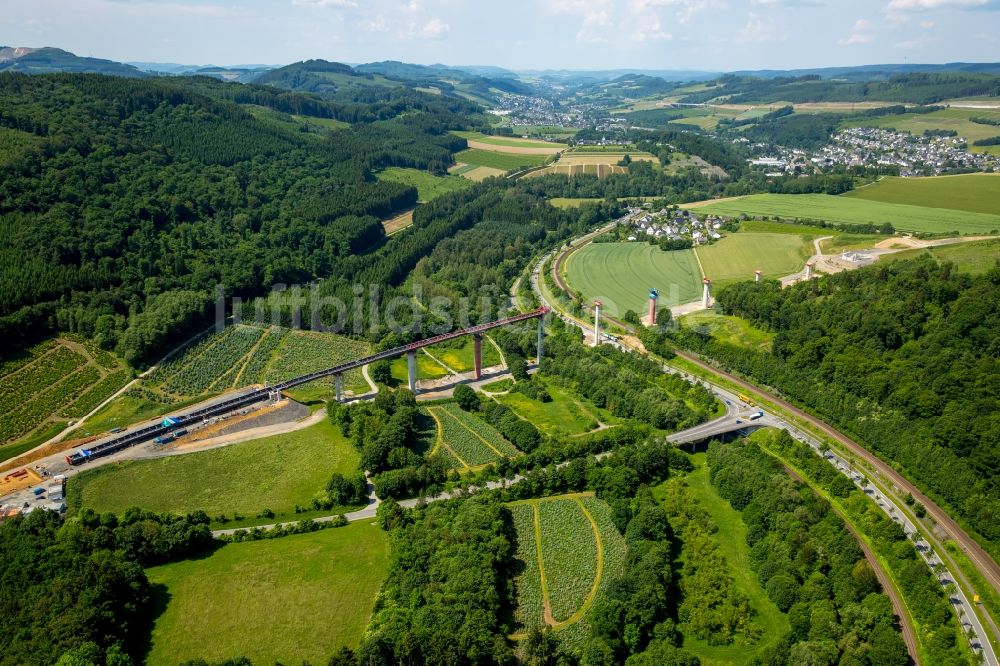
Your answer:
[407,350,417,393]
[334,373,343,402]
[536,317,544,365]
[473,334,483,380]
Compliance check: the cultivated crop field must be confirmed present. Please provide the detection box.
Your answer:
[453,148,550,171]
[844,173,1000,215]
[145,522,389,666]
[375,166,470,202]
[152,325,264,398]
[427,403,519,469]
[697,232,811,284]
[685,193,1000,235]
[452,131,567,154]
[509,494,626,638]
[565,243,704,314]
[524,164,628,178]
[69,419,360,521]
[0,337,131,452]
[539,498,599,622]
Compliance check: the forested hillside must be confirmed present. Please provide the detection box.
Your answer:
[0,73,481,364]
[675,258,1000,552]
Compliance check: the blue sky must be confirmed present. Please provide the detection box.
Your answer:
[4,0,999,71]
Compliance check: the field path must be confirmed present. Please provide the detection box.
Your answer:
[425,407,470,469]
[437,406,510,459]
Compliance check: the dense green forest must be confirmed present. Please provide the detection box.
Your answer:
[0,508,213,665]
[678,73,1000,105]
[0,73,483,364]
[672,258,1000,554]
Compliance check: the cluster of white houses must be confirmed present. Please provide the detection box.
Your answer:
[626,209,724,244]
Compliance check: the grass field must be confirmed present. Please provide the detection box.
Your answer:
[845,174,1000,215]
[549,198,604,209]
[453,148,550,171]
[656,456,791,663]
[262,329,370,403]
[495,380,609,437]
[679,311,775,352]
[425,336,502,373]
[453,131,567,152]
[842,107,1000,155]
[375,167,470,202]
[69,419,360,520]
[685,193,1000,235]
[509,494,626,638]
[145,522,389,666]
[427,403,519,469]
[879,238,1000,275]
[565,243,704,314]
[697,232,811,285]
[382,209,413,235]
[389,349,449,385]
[0,337,131,450]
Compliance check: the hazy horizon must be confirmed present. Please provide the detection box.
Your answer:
[5,0,1000,73]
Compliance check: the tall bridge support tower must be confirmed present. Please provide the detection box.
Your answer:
[648,288,659,325]
[407,350,417,393]
[536,317,544,364]
[702,278,712,308]
[593,299,603,346]
[473,333,483,380]
[335,373,343,402]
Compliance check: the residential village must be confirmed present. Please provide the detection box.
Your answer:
[619,206,728,245]
[746,127,999,177]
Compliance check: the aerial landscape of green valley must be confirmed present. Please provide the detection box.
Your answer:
[2,1,1000,665]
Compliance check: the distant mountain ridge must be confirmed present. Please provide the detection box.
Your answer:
[0,46,146,77]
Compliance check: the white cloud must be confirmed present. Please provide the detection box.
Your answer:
[887,0,996,10]
[735,12,780,43]
[840,18,875,44]
[920,18,936,25]
[419,17,449,39]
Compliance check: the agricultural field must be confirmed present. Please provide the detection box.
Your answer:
[426,403,520,469]
[495,380,608,437]
[145,325,370,407]
[524,163,628,178]
[262,329,371,402]
[452,131,567,154]
[697,232,811,285]
[538,498,599,622]
[879,238,1000,275]
[841,107,1000,155]
[549,198,604,209]
[0,337,131,453]
[68,419,360,522]
[845,173,1000,215]
[448,163,506,181]
[375,166,470,202]
[382,209,413,235]
[565,243,704,315]
[424,336,502,373]
[558,151,658,165]
[452,148,550,171]
[509,494,626,638]
[145,522,389,666]
[684,193,1000,235]
[678,311,775,352]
